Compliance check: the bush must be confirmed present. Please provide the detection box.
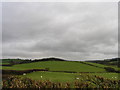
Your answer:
[104,67,116,72]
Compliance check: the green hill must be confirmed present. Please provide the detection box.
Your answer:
[87,58,119,67]
[2,61,106,72]
[2,59,119,84]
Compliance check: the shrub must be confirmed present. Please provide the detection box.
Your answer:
[104,67,116,72]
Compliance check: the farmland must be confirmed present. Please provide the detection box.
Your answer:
[2,61,106,72]
[1,58,120,89]
[83,61,119,71]
[21,71,119,82]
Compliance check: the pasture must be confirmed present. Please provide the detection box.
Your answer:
[2,61,106,72]
[84,61,119,71]
[21,71,119,82]
[2,59,119,88]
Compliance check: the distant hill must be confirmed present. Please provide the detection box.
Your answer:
[1,57,66,65]
[2,57,120,73]
[1,57,119,67]
[86,58,119,67]
[33,57,66,62]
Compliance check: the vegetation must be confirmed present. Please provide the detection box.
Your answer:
[104,67,117,72]
[87,58,119,67]
[2,61,106,72]
[1,58,119,89]
[21,71,119,81]
[22,71,75,83]
[89,73,119,80]
[1,58,65,65]
[3,75,119,88]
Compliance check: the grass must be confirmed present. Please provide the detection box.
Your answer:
[2,60,119,82]
[2,65,44,70]
[3,74,119,88]
[21,71,75,83]
[21,71,119,82]
[88,73,119,80]
[84,61,119,71]
[2,61,106,72]
[2,60,119,88]
[0,62,10,65]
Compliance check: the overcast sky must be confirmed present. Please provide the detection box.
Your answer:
[2,2,118,60]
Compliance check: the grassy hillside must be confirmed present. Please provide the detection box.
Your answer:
[87,58,119,66]
[84,61,119,71]
[2,59,119,88]
[2,61,106,72]
[1,59,22,63]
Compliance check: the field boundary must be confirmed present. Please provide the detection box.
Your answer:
[2,69,114,75]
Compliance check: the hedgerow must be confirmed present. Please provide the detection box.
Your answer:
[2,74,119,89]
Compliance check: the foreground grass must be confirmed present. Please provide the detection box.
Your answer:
[2,61,106,72]
[21,71,75,83]
[3,74,119,88]
[88,73,119,80]
[21,71,119,82]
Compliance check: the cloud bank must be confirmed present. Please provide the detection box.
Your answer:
[2,2,118,60]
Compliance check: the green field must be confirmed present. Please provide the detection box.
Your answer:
[2,61,106,72]
[0,62,10,65]
[22,71,75,83]
[2,60,119,84]
[84,61,119,71]
[21,71,119,82]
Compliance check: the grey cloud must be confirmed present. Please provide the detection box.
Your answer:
[2,2,118,60]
